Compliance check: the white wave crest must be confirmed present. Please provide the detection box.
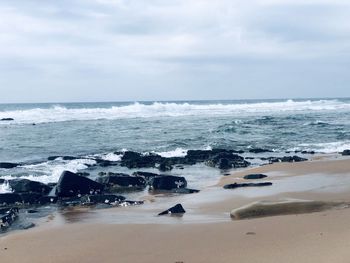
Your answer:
[293,141,350,153]
[1,100,350,124]
[14,158,97,184]
[0,180,12,194]
[153,148,188,158]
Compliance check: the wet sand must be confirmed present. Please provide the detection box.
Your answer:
[1,156,350,263]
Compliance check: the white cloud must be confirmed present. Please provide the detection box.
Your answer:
[0,0,349,102]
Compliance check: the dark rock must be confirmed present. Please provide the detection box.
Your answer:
[243,174,268,180]
[47,183,57,187]
[0,179,5,184]
[217,158,231,169]
[80,194,126,205]
[171,188,200,194]
[0,207,19,230]
[76,172,90,177]
[133,171,160,180]
[19,222,35,230]
[0,118,14,121]
[8,179,52,194]
[150,175,187,191]
[27,209,39,214]
[122,151,142,160]
[38,196,58,205]
[119,200,144,206]
[206,152,250,169]
[0,162,19,169]
[223,182,273,189]
[267,156,307,163]
[95,159,119,167]
[301,151,315,154]
[58,197,82,207]
[158,203,186,216]
[121,152,163,169]
[19,193,42,205]
[97,174,146,190]
[158,162,173,172]
[186,150,213,162]
[48,156,78,161]
[0,193,22,206]
[249,148,273,153]
[341,150,350,156]
[56,171,104,197]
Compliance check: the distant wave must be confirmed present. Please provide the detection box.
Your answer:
[0,99,349,124]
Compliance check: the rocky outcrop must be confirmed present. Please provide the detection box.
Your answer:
[56,171,104,197]
[0,118,14,121]
[223,182,272,189]
[158,203,186,216]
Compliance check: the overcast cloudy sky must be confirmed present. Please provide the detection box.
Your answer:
[0,0,349,103]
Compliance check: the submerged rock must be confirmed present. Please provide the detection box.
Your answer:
[56,171,104,197]
[80,194,126,205]
[0,118,14,121]
[264,156,307,163]
[223,182,272,189]
[150,175,187,191]
[158,162,173,172]
[230,200,346,220]
[243,174,268,180]
[249,148,273,153]
[0,162,19,169]
[158,203,186,216]
[170,188,200,194]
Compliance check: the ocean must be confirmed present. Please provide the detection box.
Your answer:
[1,98,350,193]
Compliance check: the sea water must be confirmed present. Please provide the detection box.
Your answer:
[1,98,350,192]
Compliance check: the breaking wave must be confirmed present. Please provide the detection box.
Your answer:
[1,99,350,124]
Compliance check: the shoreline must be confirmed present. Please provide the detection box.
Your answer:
[2,155,350,262]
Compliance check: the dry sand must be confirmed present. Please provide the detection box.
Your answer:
[1,156,350,263]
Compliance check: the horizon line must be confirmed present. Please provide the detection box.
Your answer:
[0,96,349,105]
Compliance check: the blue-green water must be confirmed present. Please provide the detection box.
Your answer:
[1,98,350,189]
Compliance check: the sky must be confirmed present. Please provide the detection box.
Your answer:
[0,0,349,103]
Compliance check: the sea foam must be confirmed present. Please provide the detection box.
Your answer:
[1,100,349,124]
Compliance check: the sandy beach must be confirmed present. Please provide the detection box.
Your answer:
[1,156,350,263]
